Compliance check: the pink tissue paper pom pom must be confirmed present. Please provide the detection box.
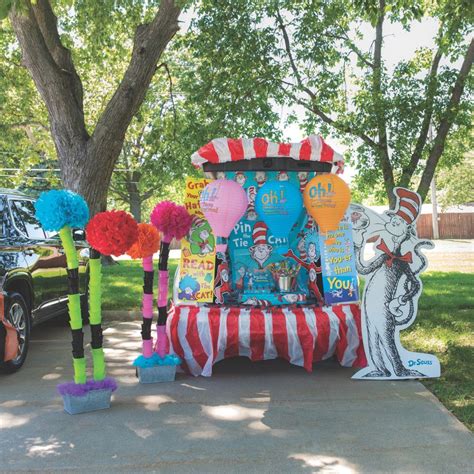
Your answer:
[150,201,193,242]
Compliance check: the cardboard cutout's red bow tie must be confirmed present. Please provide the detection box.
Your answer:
[376,239,413,267]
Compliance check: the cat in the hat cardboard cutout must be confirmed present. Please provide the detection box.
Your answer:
[351,187,440,380]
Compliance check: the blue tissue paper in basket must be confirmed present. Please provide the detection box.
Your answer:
[133,354,181,383]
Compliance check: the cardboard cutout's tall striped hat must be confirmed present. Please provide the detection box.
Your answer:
[392,188,421,224]
[191,135,344,174]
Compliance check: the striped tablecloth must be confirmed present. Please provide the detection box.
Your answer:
[167,304,367,376]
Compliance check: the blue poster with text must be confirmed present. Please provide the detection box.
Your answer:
[319,212,359,305]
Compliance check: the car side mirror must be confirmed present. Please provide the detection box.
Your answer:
[72,229,86,241]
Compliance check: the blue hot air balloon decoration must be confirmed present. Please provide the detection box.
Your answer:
[255,180,303,253]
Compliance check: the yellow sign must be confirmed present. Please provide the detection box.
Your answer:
[178,178,216,303]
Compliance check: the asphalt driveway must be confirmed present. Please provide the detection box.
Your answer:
[0,317,472,473]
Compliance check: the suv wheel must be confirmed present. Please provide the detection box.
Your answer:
[0,292,30,374]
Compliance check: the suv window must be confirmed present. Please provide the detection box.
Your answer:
[9,199,47,240]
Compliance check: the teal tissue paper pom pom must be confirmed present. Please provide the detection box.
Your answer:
[35,190,89,231]
[133,353,181,368]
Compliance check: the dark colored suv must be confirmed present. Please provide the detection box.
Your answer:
[0,189,89,373]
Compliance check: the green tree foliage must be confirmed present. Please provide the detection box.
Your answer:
[187,0,473,206]
[0,22,57,192]
[437,153,474,209]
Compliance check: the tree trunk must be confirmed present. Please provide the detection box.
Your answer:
[129,191,142,223]
[60,145,117,215]
[372,0,396,208]
[9,0,181,216]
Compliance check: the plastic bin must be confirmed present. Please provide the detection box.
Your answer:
[137,364,177,383]
[61,388,113,415]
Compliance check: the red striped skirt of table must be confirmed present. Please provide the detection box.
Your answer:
[167,304,367,377]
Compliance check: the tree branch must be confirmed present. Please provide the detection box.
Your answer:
[276,9,380,151]
[109,184,129,202]
[142,188,155,201]
[158,62,177,139]
[91,0,181,163]
[372,0,395,207]
[33,0,84,110]
[275,9,305,90]
[280,81,379,150]
[399,33,444,187]
[8,121,49,132]
[326,31,374,69]
[417,37,474,200]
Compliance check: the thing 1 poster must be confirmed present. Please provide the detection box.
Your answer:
[319,211,359,305]
[178,178,216,303]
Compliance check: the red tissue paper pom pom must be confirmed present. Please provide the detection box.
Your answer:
[150,201,192,243]
[127,223,161,259]
[86,210,138,256]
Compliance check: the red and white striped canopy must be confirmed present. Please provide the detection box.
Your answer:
[191,135,344,174]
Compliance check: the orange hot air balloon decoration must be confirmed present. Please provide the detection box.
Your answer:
[303,174,351,240]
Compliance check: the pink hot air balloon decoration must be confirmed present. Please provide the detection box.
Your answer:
[200,179,248,253]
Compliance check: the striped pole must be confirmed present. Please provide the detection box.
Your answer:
[59,226,86,385]
[141,255,155,358]
[155,237,171,357]
[88,248,106,381]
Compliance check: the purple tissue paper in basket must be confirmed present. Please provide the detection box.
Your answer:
[57,377,118,397]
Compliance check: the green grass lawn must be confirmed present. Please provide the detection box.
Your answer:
[102,259,179,311]
[402,272,473,431]
[102,261,473,430]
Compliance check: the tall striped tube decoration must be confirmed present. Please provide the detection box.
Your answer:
[34,190,89,384]
[126,223,161,360]
[85,210,138,376]
[150,201,192,357]
[88,248,105,381]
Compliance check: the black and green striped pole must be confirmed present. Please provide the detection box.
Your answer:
[85,210,138,372]
[35,190,90,384]
[60,226,87,384]
[88,248,106,381]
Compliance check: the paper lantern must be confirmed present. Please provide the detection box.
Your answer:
[303,174,351,234]
[255,181,302,252]
[200,179,248,253]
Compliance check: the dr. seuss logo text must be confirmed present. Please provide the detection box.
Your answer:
[408,359,432,367]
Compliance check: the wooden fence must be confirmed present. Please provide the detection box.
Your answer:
[416,213,474,239]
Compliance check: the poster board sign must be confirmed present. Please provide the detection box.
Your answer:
[178,178,216,303]
[319,212,359,305]
[225,170,316,305]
